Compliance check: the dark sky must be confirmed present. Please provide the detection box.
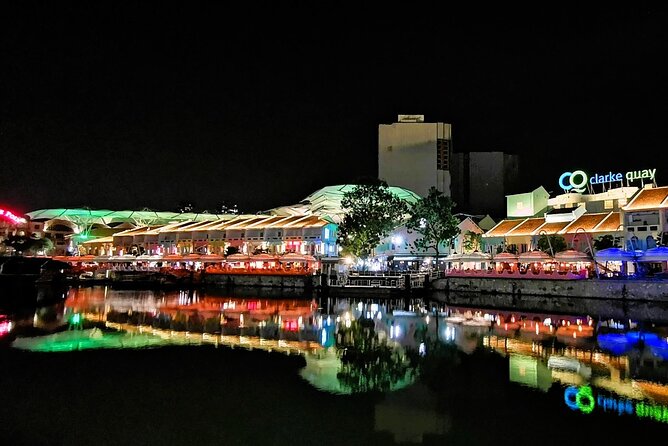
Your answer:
[2,4,668,215]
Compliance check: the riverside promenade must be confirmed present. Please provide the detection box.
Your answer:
[432,270,668,301]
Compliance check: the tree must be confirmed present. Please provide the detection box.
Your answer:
[225,246,240,256]
[593,234,620,251]
[462,231,482,253]
[2,235,53,255]
[405,187,460,268]
[337,180,409,266]
[336,319,412,394]
[536,234,567,254]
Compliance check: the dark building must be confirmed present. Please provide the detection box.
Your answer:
[451,151,520,219]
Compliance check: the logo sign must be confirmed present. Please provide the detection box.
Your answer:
[559,170,589,193]
[559,168,657,193]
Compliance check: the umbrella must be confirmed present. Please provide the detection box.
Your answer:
[456,251,491,262]
[250,253,278,261]
[518,250,554,263]
[554,249,593,263]
[593,248,638,262]
[200,254,225,262]
[637,246,668,262]
[225,253,251,262]
[493,252,519,262]
[279,252,306,262]
[163,254,184,261]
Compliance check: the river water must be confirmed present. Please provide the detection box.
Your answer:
[2,286,668,445]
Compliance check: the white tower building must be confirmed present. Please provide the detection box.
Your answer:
[378,115,452,197]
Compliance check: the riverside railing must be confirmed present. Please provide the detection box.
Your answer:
[330,272,427,289]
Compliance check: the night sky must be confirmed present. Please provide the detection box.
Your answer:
[2,4,667,215]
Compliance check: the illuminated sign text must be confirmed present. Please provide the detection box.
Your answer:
[559,168,657,193]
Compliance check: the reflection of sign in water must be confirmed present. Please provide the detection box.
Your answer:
[564,385,595,414]
[564,385,668,424]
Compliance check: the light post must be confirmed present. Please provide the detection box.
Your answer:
[574,228,599,278]
[537,230,554,257]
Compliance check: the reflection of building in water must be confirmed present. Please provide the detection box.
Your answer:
[509,355,552,391]
[374,383,450,444]
[483,333,668,405]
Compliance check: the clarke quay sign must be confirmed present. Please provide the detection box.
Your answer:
[559,168,657,193]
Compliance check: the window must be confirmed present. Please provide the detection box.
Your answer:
[650,226,658,231]
[436,138,450,170]
[604,200,614,210]
[324,228,330,239]
[638,227,647,232]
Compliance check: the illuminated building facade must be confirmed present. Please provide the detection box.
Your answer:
[378,115,452,197]
[483,166,668,256]
[79,215,337,257]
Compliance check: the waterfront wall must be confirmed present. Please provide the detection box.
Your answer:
[202,273,314,288]
[433,291,668,322]
[432,277,668,301]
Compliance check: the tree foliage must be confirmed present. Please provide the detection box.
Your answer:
[336,319,412,394]
[405,187,460,260]
[462,231,482,253]
[337,181,408,261]
[225,246,240,256]
[536,234,567,254]
[593,234,620,251]
[2,235,53,255]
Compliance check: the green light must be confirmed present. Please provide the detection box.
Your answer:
[78,234,89,240]
[71,313,81,324]
[576,386,595,414]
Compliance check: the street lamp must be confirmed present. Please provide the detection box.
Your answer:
[537,230,554,257]
[574,228,599,278]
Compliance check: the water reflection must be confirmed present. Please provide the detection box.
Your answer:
[335,319,413,393]
[6,286,668,432]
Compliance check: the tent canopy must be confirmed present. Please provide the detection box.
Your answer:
[554,249,593,263]
[518,250,554,263]
[637,246,668,262]
[594,248,638,262]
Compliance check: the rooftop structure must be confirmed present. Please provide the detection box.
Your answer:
[268,184,420,223]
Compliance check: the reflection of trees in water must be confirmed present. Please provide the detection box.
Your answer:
[336,319,412,393]
[407,335,508,403]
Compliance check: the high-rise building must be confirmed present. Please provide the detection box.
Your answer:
[451,151,520,218]
[378,115,452,197]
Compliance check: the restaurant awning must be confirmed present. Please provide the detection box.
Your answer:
[250,253,278,262]
[518,250,554,263]
[200,254,225,262]
[493,252,519,262]
[446,251,491,262]
[593,248,638,262]
[637,246,668,262]
[225,253,251,262]
[554,249,593,263]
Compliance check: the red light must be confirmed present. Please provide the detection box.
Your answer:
[0,209,26,224]
[0,320,11,336]
[284,320,298,331]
